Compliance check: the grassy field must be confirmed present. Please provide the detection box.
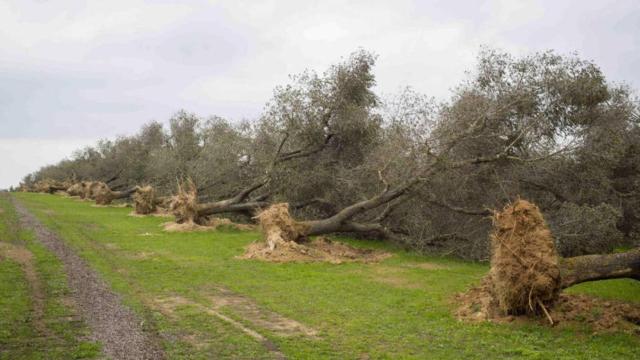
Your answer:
[7,192,640,359]
[0,194,100,359]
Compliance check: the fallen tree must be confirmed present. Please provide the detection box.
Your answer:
[247,103,583,244]
[93,183,138,205]
[241,203,391,263]
[169,179,269,224]
[458,199,640,325]
[253,147,525,247]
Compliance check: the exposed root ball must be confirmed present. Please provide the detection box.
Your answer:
[33,179,67,193]
[66,183,84,197]
[169,180,200,224]
[84,181,107,200]
[489,199,561,315]
[255,203,309,250]
[133,186,156,214]
[78,181,92,199]
[93,183,115,205]
[32,180,50,193]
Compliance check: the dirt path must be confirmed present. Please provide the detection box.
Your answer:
[11,196,165,360]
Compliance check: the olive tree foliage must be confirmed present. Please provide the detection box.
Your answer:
[23,48,640,259]
[399,49,640,258]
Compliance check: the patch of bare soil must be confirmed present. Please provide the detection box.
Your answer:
[0,242,47,334]
[128,209,173,218]
[239,237,392,264]
[367,266,422,289]
[11,196,164,360]
[161,217,255,232]
[403,262,448,270]
[210,287,318,338]
[152,295,287,359]
[456,281,640,334]
[127,251,160,260]
[91,203,130,208]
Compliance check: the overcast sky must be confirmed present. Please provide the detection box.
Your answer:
[1,0,639,188]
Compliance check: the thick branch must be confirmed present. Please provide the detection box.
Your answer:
[103,169,123,185]
[520,179,569,203]
[275,134,335,164]
[228,179,269,204]
[304,219,397,240]
[291,198,337,212]
[427,197,492,216]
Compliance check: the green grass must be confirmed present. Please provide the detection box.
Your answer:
[12,192,640,359]
[0,194,100,359]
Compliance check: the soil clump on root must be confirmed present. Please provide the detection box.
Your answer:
[162,217,255,232]
[254,203,309,249]
[129,209,172,218]
[132,186,165,215]
[456,285,640,334]
[168,180,200,224]
[239,237,391,264]
[93,183,118,205]
[66,182,85,197]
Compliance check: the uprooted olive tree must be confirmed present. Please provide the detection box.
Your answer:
[460,199,639,324]
[92,182,138,205]
[169,178,269,224]
[251,123,541,252]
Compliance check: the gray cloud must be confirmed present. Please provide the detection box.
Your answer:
[1,0,639,188]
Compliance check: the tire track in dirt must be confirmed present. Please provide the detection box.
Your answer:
[11,196,165,360]
[153,296,288,360]
[0,243,48,335]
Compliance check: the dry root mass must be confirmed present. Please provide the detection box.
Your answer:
[456,199,640,334]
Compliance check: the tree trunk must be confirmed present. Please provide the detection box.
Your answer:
[112,187,138,200]
[559,248,640,288]
[47,185,68,194]
[95,186,137,205]
[198,200,270,217]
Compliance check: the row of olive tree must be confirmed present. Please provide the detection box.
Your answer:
[23,48,640,259]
